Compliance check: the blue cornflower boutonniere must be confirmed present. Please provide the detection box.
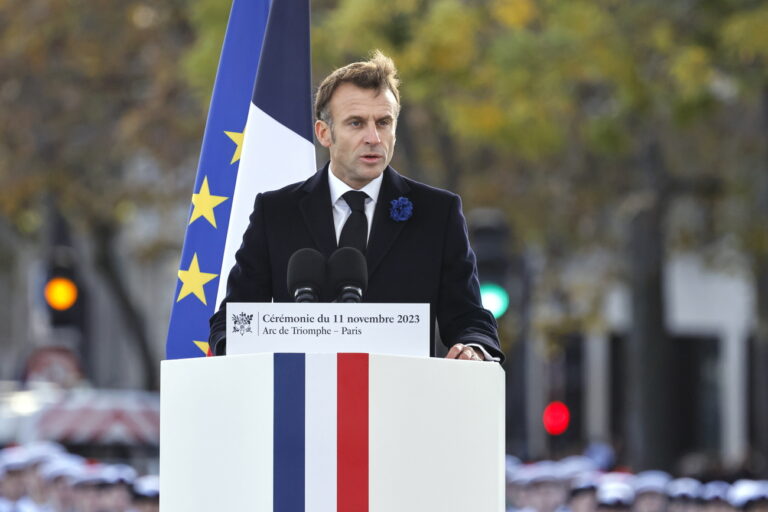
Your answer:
[389,197,413,222]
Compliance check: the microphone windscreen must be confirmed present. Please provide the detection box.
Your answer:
[286,248,326,299]
[327,247,368,295]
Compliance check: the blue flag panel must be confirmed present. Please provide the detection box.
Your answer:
[253,0,313,142]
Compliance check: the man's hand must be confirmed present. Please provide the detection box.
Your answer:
[445,343,483,361]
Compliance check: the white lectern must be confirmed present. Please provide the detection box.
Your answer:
[161,353,505,511]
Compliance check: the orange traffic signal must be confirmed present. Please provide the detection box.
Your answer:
[44,276,79,311]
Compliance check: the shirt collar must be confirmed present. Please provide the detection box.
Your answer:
[328,163,383,205]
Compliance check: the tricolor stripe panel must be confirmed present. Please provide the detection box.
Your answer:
[305,354,338,512]
[274,353,305,512]
[337,353,369,512]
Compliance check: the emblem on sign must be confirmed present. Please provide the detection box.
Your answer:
[231,313,254,336]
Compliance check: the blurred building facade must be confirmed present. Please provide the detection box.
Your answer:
[522,252,756,473]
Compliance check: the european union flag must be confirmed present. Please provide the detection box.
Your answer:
[166,0,315,359]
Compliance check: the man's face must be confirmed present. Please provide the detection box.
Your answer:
[315,82,398,189]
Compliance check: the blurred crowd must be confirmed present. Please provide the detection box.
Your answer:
[0,443,157,512]
[507,455,768,512]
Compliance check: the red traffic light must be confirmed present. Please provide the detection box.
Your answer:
[542,401,570,435]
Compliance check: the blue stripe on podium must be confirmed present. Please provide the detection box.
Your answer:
[274,353,305,511]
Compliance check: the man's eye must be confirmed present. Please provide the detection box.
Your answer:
[349,120,361,127]
[377,120,391,126]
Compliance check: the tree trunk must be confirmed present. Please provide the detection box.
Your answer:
[91,221,158,390]
[506,251,530,458]
[427,111,463,192]
[625,139,675,471]
[393,104,424,182]
[751,85,768,471]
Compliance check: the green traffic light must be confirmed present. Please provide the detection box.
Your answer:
[480,283,509,318]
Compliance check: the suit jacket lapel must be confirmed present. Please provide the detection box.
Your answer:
[299,165,337,257]
[367,166,411,277]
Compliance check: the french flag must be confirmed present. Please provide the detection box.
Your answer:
[165,0,314,360]
[274,353,370,512]
[216,0,315,311]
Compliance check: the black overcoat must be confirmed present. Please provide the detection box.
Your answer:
[209,164,502,360]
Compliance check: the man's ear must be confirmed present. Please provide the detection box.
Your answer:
[315,119,331,148]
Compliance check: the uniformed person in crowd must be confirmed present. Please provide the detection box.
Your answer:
[507,462,538,512]
[40,455,82,512]
[96,465,136,512]
[668,477,704,512]
[0,446,36,512]
[566,471,600,512]
[701,481,732,512]
[729,480,768,512]
[596,477,635,512]
[632,470,672,512]
[129,475,158,512]
[528,461,570,512]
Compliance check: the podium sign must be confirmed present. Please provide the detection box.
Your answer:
[226,303,429,357]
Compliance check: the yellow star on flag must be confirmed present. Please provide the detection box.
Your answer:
[190,176,228,228]
[193,341,212,357]
[224,130,244,164]
[177,253,218,305]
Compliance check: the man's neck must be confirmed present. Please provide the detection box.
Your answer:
[327,164,384,204]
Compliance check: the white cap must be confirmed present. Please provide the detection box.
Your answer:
[571,471,602,493]
[633,470,672,495]
[509,463,536,486]
[558,456,599,480]
[506,455,522,482]
[133,475,159,498]
[23,442,65,466]
[702,481,730,502]
[40,457,83,482]
[667,477,702,500]
[529,460,560,484]
[0,446,33,472]
[101,464,137,485]
[728,480,768,509]
[597,480,635,507]
[71,463,110,486]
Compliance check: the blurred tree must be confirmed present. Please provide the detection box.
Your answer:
[0,0,201,390]
[720,2,768,470]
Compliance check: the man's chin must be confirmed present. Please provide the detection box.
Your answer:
[354,164,386,181]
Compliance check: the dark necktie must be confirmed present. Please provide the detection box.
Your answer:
[339,190,368,253]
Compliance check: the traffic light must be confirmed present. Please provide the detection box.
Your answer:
[542,401,571,436]
[44,212,85,330]
[45,259,82,326]
[468,209,511,319]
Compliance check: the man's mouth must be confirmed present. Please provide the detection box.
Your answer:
[360,153,383,163]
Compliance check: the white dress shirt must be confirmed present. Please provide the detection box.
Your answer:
[328,165,383,244]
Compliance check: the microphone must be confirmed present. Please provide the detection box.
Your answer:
[328,247,368,303]
[286,248,326,302]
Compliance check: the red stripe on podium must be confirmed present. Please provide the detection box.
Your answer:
[337,353,369,512]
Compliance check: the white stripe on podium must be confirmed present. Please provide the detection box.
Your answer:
[305,354,338,511]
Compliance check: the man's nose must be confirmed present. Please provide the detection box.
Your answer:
[363,123,381,144]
